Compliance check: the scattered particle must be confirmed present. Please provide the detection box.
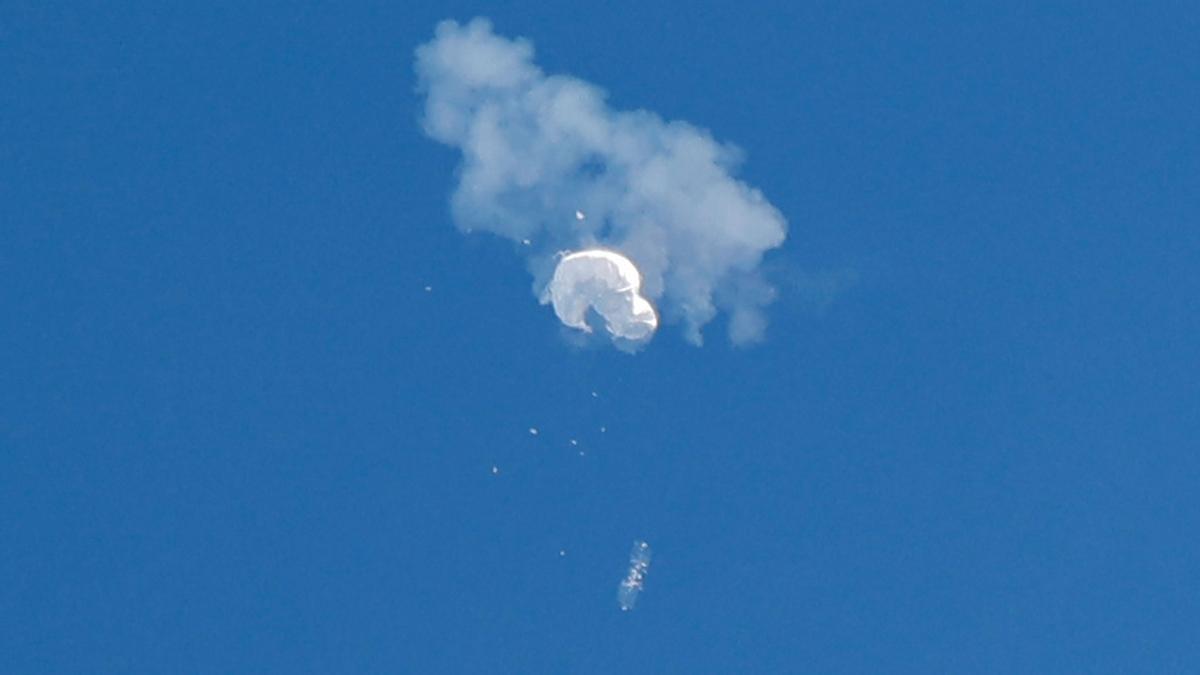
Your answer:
[559,549,567,557]
[575,210,586,221]
[521,238,531,246]
[491,465,500,475]
[529,427,539,436]
[424,285,433,292]
[591,391,599,398]
[569,439,578,446]
[600,426,606,433]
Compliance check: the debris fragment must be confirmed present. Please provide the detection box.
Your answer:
[617,540,652,611]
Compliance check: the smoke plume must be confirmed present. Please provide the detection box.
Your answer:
[415,18,787,345]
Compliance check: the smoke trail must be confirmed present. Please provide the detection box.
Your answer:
[415,18,787,346]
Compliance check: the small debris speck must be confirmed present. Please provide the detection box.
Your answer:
[423,286,433,292]
[600,426,607,433]
[529,427,539,436]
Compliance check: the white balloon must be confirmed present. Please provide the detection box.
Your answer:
[542,249,658,342]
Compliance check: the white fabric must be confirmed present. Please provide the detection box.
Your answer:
[543,249,658,341]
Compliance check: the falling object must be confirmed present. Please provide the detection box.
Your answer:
[542,249,657,341]
[617,540,652,611]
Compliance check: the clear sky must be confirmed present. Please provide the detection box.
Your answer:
[3,3,1198,672]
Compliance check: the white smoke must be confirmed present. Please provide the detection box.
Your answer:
[415,18,787,345]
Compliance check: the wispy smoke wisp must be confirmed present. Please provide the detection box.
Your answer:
[415,18,787,345]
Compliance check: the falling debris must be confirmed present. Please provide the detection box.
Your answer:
[423,285,433,292]
[617,540,652,611]
[591,391,599,398]
[600,426,606,433]
[569,439,578,446]
[575,210,586,221]
[559,549,567,557]
[528,427,539,436]
[521,238,531,246]
[543,249,658,343]
[491,465,500,475]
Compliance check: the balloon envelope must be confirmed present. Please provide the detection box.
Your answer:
[543,249,658,341]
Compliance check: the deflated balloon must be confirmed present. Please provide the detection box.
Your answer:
[543,249,658,341]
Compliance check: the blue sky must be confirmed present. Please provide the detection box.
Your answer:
[3,3,1198,672]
